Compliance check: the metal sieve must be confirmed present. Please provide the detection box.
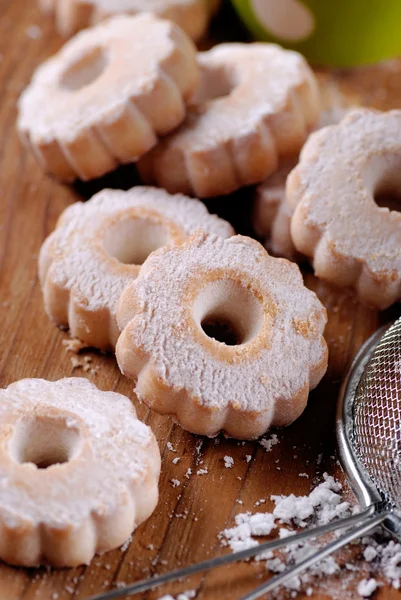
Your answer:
[90,319,401,600]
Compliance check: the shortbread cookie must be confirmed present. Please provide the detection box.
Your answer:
[39,0,220,41]
[288,109,401,309]
[138,43,320,198]
[0,377,160,567]
[39,187,234,351]
[116,231,328,439]
[253,107,354,261]
[18,14,199,182]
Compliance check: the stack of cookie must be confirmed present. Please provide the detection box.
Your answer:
[7,0,400,570]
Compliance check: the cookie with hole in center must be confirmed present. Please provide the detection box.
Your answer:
[288,109,401,309]
[18,13,199,182]
[0,377,160,567]
[39,187,234,351]
[39,0,221,41]
[116,231,328,439]
[138,42,320,198]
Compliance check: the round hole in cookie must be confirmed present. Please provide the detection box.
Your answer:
[103,218,171,266]
[60,46,108,91]
[201,316,242,346]
[10,416,82,469]
[367,154,401,212]
[192,279,263,347]
[374,186,401,212]
[191,64,237,103]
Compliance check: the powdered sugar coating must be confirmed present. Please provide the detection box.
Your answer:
[0,377,160,567]
[39,186,233,351]
[39,0,220,40]
[288,109,401,309]
[138,42,320,198]
[116,231,327,439]
[18,14,199,181]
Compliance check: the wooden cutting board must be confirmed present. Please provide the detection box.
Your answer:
[1,1,401,599]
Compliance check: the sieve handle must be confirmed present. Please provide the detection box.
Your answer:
[239,509,390,600]
[87,505,378,600]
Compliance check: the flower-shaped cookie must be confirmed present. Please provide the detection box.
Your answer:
[138,42,320,197]
[116,231,328,439]
[0,377,160,566]
[39,187,234,351]
[18,14,199,181]
[288,109,401,309]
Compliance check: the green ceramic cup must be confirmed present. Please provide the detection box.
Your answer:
[231,0,401,67]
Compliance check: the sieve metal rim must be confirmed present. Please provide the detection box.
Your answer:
[337,320,401,540]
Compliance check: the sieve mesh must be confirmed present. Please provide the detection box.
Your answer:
[353,318,401,508]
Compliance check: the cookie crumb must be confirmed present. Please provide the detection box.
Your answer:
[62,338,86,353]
[70,356,82,370]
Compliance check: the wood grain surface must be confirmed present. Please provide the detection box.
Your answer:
[2,2,401,599]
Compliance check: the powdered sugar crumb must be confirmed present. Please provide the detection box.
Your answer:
[197,468,208,475]
[255,499,266,507]
[26,25,42,39]
[259,434,279,452]
[116,582,126,590]
[363,546,378,562]
[167,442,176,453]
[272,473,349,528]
[220,512,275,552]
[357,579,379,597]
[170,479,180,488]
[158,591,196,600]
[224,456,234,469]
[120,534,132,552]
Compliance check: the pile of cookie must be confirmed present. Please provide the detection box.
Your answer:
[2,0,400,572]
